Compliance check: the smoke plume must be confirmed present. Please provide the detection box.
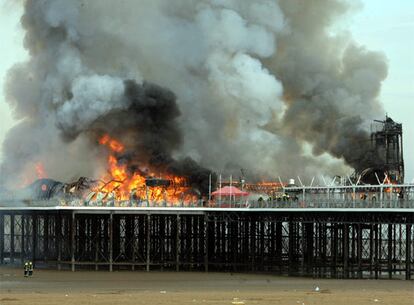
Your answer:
[1,0,388,188]
[265,1,387,174]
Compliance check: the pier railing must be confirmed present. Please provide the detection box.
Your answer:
[1,184,413,209]
[245,199,414,209]
[1,199,414,209]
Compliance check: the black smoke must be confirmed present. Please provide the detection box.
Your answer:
[86,80,216,196]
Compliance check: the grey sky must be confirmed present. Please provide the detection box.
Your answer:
[0,3,26,155]
[348,0,414,182]
[0,0,413,182]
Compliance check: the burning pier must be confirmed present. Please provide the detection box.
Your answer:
[1,0,413,288]
[0,117,413,280]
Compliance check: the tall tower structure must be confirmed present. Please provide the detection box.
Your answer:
[370,116,404,183]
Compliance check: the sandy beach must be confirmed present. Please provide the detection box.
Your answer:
[0,267,412,305]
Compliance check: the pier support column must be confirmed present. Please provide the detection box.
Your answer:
[343,224,349,279]
[124,216,134,271]
[146,214,151,272]
[56,213,61,270]
[112,215,120,269]
[321,223,327,277]
[374,224,379,279]
[369,225,374,277]
[32,214,37,265]
[93,217,99,271]
[10,214,14,264]
[250,218,256,272]
[21,215,25,264]
[109,213,113,272]
[44,216,49,263]
[71,212,75,272]
[259,219,265,271]
[357,224,362,279]
[305,222,313,277]
[204,214,209,272]
[175,214,180,272]
[0,213,4,264]
[131,216,136,271]
[406,224,412,280]
[275,221,283,272]
[378,224,383,277]
[388,224,393,279]
[288,220,295,276]
[331,224,338,278]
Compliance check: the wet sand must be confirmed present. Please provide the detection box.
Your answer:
[0,267,412,305]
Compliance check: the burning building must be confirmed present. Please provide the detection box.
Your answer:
[356,116,404,185]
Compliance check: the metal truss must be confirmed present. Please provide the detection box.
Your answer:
[0,210,412,280]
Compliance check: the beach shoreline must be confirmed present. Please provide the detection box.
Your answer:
[1,267,412,305]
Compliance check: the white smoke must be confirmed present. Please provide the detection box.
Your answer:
[56,75,126,135]
[1,0,388,187]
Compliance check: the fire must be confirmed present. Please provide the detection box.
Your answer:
[95,134,197,204]
[383,175,398,193]
[35,162,47,179]
[99,134,125,153]
[18,162,47,188]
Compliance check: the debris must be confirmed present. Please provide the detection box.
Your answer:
[232,298,245,304]
[314,286,320,292]
[160,291,167,294]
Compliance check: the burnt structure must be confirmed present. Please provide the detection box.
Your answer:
[359,116,404,184]
[371,116,404,183]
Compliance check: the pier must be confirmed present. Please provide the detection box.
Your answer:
[1,184,413,279]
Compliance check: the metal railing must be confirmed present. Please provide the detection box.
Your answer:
[1,183,414,209]
[1,198,414,209]
[244,199,414,209]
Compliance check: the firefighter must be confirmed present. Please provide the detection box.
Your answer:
[28,261,33,276]
[24,261,29,277]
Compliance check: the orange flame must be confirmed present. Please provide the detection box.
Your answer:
[99,134,125,153]
[383,175,398,193]
[96,134,197,204]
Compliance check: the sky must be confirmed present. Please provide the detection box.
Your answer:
[0,2,27,157]
[348,0,414,182]
[0,0,413,182]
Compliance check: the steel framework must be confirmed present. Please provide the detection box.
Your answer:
[0,208,412,280]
